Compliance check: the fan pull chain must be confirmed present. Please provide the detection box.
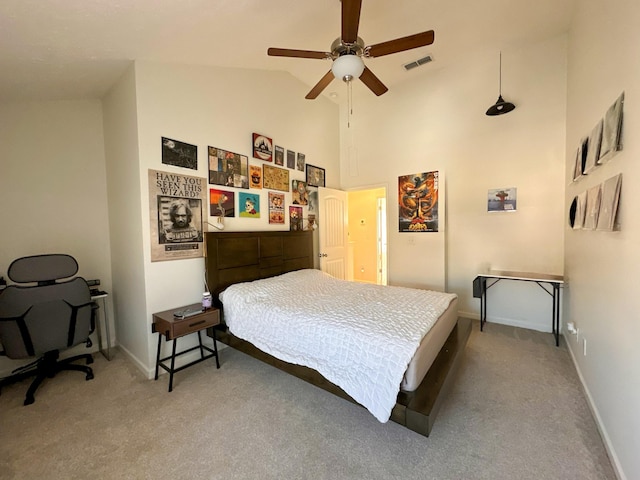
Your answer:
[347,79,353,128]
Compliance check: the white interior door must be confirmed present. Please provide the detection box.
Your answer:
[318,186,348,279]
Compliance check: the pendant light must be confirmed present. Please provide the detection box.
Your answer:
[486,52,515,116]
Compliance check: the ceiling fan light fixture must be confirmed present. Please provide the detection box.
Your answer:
[332,54,365,82]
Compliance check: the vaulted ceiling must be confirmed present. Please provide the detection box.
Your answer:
[0,0,577,102]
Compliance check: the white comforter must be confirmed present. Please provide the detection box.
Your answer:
[220,269,457,423]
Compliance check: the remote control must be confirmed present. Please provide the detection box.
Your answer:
[173,308,203,319]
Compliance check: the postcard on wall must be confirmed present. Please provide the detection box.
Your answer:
[209,188,235,218]
[239,192,260,219]
[253,133,273,162]
[269,192,285,224]
[289,206,303,231]
[398,171,439,232]
[286,150,296,169]
[487,187,517,212]
[274,145,285,166]
[596,174,622,231]
[208,146,249,188]
[263,164,290,192]
[599,92,624,163]
[249,165,262,189]
[296,152,306,172]
[149,169,206,262]
[161,137,197,170]
[583,120,603,175]
[307,186,318,215]
[292,179,308,205]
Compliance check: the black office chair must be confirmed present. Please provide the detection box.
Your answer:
[0,254,96,405]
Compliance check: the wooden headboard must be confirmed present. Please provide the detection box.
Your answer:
[204,230,314,305]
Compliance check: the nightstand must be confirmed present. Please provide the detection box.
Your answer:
[152,303,220,392]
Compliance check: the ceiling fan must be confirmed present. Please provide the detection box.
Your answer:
[267,0,435,99]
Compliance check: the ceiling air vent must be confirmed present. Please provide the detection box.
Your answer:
[403,55,433,71]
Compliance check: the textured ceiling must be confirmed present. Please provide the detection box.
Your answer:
[0,0,577,102]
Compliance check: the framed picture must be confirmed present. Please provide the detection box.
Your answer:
[268,192,285,224]
[208,146,249,189]
[263,164,290,192]
[289,206,303,231]
[252,133,273,162]
[209,188,235,218]
[296,152,306,172]
[306,164,326,187]
[239,192,260,218]
[398,171,439,232]
[249,165,262,189]
[286,150,296,169]
[292,179,308,205]
[488,187,517,212]
[162,137,197,170]
[274,145,285,166]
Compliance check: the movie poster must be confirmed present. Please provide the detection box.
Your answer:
[398,171,439,232]
[149,169,206,262]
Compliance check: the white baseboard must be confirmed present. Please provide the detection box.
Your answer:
[565,338,626,480]
[457,310,552,333]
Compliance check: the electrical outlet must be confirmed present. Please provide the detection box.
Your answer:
[583,338,587,356]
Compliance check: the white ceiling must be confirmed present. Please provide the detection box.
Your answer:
[0,0,577,102]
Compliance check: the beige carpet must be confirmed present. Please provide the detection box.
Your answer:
[0,320,616,480]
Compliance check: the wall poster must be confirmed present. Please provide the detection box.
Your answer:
[149,169,206,262]
[398,171,439,232]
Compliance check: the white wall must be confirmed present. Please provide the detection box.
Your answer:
[109,62,340,374]
[0,100,113,375]
[565,2,640,479]
[102,65,150,372]
[339,36,567,332]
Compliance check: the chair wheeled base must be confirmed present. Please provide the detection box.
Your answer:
[0,350,94,405]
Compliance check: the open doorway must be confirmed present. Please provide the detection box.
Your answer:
[347,186,388,285]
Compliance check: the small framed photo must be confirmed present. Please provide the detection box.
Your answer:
[306,164,326,187]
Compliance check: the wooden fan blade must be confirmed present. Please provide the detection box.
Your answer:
[360,67,388,96]
[367,30,435,58]
[267,48,330,60]
[305,70,335,99]
[341,0,362,44]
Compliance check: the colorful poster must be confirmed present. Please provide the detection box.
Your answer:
[209,188,235,218]
[398,171,439,232]
[269,192,285,224]
[149,169,206,262]
[289,206,303,231]
[292,179,308,205]
[249,165,262,189]
[239,192,260,218]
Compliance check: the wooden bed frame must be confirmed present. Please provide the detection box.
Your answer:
[204,230,471,437]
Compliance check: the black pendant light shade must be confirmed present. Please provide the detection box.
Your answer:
[486,95,516,116]
[486,52,515,116]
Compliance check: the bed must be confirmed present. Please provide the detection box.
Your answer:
[204,230,471,436]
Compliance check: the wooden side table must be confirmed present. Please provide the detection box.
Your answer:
[152,303,220,392]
